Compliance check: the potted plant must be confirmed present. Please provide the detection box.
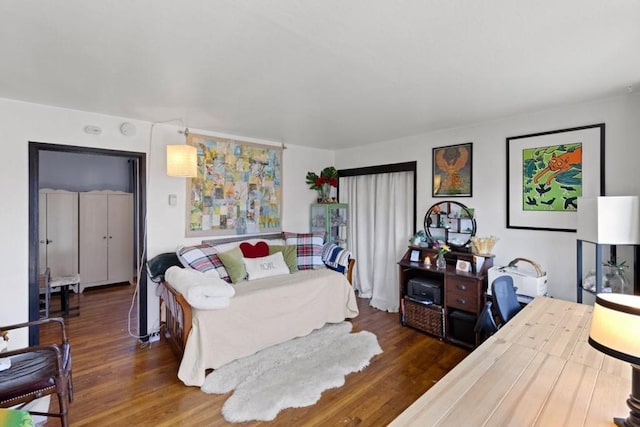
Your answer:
[306,166,339,203]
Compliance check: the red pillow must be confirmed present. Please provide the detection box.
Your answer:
[239,241,269,259]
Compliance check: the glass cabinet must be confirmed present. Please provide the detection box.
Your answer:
[310,203,348,246]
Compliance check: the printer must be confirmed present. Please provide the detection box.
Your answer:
[487,257,547,299]
[407,277,443,305]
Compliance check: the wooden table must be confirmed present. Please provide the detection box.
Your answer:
[49,274,80,317]
[390,296,632,426]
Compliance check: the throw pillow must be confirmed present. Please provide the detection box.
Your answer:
[284,231,326,270]
[321,243,352,274]
[268,245,299,273]
[209,238,285,253]
[176,244,231,283]
[243,252,290,281]
[217,246,247,283]
[239,241,269,258]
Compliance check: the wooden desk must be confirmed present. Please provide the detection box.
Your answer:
[390,296,632,426]
[399,246,494,347]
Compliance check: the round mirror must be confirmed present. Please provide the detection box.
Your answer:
[424,201,477,250]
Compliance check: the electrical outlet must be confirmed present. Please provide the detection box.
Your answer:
[149,332,160,343]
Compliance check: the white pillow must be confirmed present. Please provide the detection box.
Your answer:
[243,252,290,281]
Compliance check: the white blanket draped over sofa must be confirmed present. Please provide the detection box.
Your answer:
[176,268,359,386]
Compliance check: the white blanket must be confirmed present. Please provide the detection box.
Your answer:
[175,268,359,386]
[185,287,231,310]
[164,266,235,309]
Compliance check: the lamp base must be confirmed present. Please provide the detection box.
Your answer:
[614,366,640,427]
[614,416,640,427]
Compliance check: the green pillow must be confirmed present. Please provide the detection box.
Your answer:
[217,247,247,283]
[269,245,299,273]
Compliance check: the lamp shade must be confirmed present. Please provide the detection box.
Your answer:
[166,145,197,177]
[589,293,640,365]
[577,196,640,244]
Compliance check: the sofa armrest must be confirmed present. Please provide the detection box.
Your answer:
[346,258,355,285]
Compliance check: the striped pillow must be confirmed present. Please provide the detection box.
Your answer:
[321,243,352,274]
[176,244,231,283]
[284,231,326,270]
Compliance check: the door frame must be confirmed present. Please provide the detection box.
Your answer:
[28,142,147,345]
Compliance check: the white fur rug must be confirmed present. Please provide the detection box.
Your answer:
[201,321,382,423]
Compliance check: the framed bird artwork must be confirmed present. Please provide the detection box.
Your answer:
[506,123,605,232]
[432,143,473,197]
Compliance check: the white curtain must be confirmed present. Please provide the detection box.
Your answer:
[341,171,414,312]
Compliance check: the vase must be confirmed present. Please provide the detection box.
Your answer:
[603,264,630,293]
[436,253,447,269]
[317,183,332,203]
[583,264,630,294]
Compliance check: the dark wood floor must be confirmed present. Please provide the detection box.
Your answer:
[41,284,469,426]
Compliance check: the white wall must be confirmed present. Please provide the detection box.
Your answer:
[4,91,638,344]
[335,93,640,302]
[0,97,333,346]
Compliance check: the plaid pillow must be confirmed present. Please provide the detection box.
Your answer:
[176,244,232,283]
[284,231,326,270]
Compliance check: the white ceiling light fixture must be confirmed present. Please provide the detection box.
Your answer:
[166,128,197,178]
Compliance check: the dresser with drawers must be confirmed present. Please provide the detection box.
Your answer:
[398,246,494,348]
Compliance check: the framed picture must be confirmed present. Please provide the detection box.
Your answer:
[185,133,283,237]
[432,143,473,197]
[506,123,605,232]
[456,259,471,272]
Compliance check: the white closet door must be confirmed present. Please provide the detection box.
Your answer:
[107,194,133,284]
[44,191,79,277]
[79,193,109,284]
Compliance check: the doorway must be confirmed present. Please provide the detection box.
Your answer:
[28,142,147,345]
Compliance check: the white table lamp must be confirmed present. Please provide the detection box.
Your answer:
[589,293,640,426]
[577,196,640,244]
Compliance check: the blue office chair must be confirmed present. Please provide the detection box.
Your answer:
[474,300,498,343]
[492,275,521,324]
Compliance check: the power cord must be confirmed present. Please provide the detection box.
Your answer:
[127,118,186,344]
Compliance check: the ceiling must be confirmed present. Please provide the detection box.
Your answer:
[1,1,638,150]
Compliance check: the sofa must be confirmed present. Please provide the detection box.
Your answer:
[151,232,358,386]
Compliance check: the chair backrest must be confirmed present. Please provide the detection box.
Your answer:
[492,275,521,324]
[474,301,498,341]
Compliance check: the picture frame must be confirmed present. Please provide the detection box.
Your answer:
[506,123,605,232]
[432,142,473,197]
[455,259,471,272]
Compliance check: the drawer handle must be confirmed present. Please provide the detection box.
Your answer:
[457,298,467,305]
[456,284,467,291]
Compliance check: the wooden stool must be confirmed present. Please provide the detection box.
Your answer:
[50,274,80,317]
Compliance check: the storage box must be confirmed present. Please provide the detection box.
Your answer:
[448,309,476,346]
[407,277,443,305]
[403,297,444,338]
